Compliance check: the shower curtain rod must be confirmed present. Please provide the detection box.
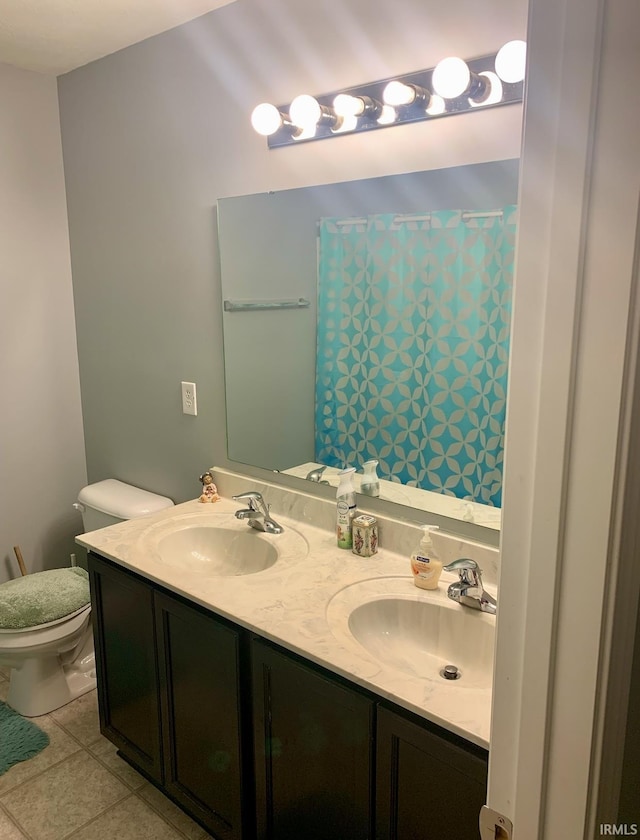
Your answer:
[331,209,504,226]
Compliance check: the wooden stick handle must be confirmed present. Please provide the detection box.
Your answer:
[13,546,27,576]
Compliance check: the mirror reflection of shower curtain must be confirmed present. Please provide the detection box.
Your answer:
[315,207,517,507]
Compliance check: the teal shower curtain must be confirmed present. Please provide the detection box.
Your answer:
[315,207,517,506]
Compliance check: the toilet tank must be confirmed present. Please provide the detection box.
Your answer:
[76,479,174,532]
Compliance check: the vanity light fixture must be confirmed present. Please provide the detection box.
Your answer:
[250,43,525,148]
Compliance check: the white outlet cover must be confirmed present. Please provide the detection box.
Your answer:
[181,381,197,416]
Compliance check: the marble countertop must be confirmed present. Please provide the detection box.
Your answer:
[77,488,494,749]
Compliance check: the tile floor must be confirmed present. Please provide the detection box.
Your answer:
[0,668,210,840]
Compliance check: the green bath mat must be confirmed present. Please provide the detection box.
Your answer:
[0,701,50,775]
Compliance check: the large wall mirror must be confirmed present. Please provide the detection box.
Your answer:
[218,160,519,531]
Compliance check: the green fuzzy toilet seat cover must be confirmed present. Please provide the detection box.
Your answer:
[0,568,90,630]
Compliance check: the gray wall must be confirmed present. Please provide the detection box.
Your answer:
[58,0,526,505]
[0,62,87,584]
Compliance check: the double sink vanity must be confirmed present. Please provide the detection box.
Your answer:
[78,468,498,839]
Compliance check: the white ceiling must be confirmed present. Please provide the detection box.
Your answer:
[0,0,236,76]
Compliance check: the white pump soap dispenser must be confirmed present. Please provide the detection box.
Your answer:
[410,525,443,590]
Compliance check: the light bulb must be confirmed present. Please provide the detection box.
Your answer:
[292,124,317,141]
[250,103,283,136]
[426,94,446,116]
[383,80,416,107]
[377,104,396,125]
[495,40,527,83]
[469,72,503,107]
[432,57,471,99]
[333,94,364,118]
[289,94,322,128]
[331,114,358,134]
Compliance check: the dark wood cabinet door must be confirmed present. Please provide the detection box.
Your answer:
[88,553,163,783]
[252,639,375,840]
[155,592,248,840]
[376,705,488,840]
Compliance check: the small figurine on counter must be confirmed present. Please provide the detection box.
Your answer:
[199,470,220,503]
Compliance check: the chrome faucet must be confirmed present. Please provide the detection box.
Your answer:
[232,491,283,534]
[442,558,497,615]
[305,465,329,484]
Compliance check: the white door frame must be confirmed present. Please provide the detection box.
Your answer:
[489,0,640,836]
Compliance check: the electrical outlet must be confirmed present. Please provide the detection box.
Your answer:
[181,381,197,416]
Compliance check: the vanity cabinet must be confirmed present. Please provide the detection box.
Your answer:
[251,639,375,840]
[88,554,248,840]
[89,552,488,840]
[376,705,488,839]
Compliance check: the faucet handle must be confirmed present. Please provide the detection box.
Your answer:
[232,491,267,513]
[232,491,262,501]
[443,558,481,586]
[306,465,327,482]
[443,558,478,572]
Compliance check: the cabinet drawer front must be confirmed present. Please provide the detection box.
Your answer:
[252,639,374,840]
[89,554,163,783]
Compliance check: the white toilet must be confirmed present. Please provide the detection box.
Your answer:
[0,479,173,717]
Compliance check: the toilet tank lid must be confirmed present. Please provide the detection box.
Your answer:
[77,479,174,520]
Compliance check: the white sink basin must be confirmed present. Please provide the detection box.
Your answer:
[137,511,308,577]
[155,526,277,575]
[326,577,495,690]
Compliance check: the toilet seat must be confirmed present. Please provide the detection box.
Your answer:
[0,604,91,651]
[0,603,89,634]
